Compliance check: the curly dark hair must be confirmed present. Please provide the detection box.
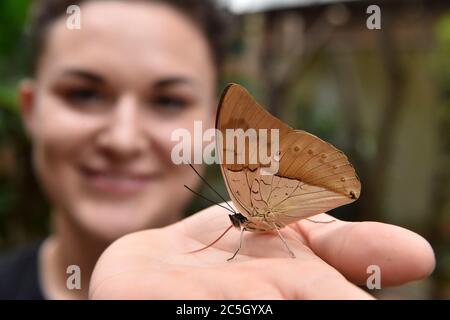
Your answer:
[27,0,232,75]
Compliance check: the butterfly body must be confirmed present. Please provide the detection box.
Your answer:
[229,213,282,233]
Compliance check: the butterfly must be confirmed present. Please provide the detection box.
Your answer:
[188,83,361,260]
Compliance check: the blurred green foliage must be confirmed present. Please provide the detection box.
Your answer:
[1,0,49,247]
[430,13,450,299]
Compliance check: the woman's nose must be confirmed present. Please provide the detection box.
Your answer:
[97,95,148,159]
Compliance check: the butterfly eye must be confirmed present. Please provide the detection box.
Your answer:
[341,177,346,182]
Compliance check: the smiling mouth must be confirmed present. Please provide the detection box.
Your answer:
[79,166,160,195]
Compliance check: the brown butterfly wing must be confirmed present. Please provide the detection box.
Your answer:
[250,133,361,227]
[216,84,290,217]
[251,166,359,229]
[216,84,361,229]
[276,130,361,200]
[216,84,291,171]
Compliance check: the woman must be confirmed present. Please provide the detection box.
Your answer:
[1,0,435,299]
[1,0,221,299]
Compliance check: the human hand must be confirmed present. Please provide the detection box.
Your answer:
[89,204,435,299]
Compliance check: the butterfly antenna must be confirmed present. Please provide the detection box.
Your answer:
[184,185,235,214]
[186,225,234,254]
[186,163,236,214]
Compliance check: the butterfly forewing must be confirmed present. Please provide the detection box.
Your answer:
[216,84,291,172]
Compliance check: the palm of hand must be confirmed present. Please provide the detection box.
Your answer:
[89,204,435,299]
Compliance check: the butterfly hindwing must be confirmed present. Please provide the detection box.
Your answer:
[277,130,361,201]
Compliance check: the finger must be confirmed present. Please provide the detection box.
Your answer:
[294,214,435,286]
[234,258,374,300]
[177,204,310,259]
[174,203,301,255]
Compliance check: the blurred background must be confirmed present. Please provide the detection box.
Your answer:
[1,0,449,299]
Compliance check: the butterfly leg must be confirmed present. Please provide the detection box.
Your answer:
[227,228,245,261]
[306,218,336,224]
[274,226,296,259]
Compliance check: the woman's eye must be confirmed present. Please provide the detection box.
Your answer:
[64,88,104,104]
[152,95,187,110]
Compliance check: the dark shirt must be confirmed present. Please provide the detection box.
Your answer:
[0,240,45,299]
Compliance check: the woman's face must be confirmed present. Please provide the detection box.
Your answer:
[20,1,216,240]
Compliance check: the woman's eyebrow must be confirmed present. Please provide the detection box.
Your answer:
[56,71,197,89]
[59,69,105,83]
[153,77,197,89]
